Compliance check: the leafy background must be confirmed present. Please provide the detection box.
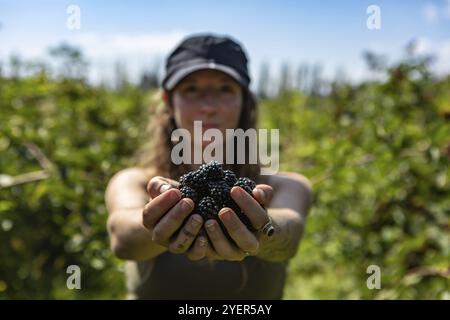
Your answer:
[0,43,449,299]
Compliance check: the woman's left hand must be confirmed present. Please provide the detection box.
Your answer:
[203,184,274,261]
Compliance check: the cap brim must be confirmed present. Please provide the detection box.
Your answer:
[163,61,247,90]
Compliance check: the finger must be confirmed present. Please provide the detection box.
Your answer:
[142,189,181,230]
[252,184,274,207]
[146,176,179,199]
[231,186,269,231]
[168,214,203,254]
[204,219,245,261]
[186,235,208,261]
[152,198,194,245]
[218,208,259,254]
[204,240,224,260]
[197,228,223,260]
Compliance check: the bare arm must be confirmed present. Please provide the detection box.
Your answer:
[105,168,167,261]
[256,172,312,262]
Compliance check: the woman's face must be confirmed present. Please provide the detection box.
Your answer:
[171,69,243,146]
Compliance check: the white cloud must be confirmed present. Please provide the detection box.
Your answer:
[360,37,450,79]
[415,38,433,53]
[71,31,187,58]
[415,37,450,74]
[424,3,439,22]
[423,1,450,22]
[68,31,188,84]
[0,30,188,84]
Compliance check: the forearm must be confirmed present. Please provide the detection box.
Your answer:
[107,209,167,261]
[256,208,305,262]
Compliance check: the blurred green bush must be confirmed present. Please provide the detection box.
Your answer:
[0,52,448,299]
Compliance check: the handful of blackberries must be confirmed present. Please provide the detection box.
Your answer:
[178,161,257,235]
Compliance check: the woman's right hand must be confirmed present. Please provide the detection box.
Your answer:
[142,176,208,260]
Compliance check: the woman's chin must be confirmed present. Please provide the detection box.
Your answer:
[191,140,212,150]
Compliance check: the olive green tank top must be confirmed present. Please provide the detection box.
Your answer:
[125,252,287,299]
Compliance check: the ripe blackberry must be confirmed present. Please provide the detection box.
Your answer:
[223,169,237,186]
[179,186,199,204]
[234,177,256,194]
[197,196,219,220]
[180,170,208,196]
[179,171,194,188]
[208,180,231,206]
[199,161,224,180]
[176,161,258,238]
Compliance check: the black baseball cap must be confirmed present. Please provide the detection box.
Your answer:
[162,34,251,90]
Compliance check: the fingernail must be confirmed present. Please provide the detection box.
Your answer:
[191,215,201,228]
[232,186,243,198]
[181,199,193,211]
[160,184,170,193]
[219,209,231,221]
[206,221,215,232]
[169,189,180,201]
[255,188,265,201]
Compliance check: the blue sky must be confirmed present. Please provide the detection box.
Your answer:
[1,0,449,86]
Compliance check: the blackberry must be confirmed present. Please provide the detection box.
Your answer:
[199,161,224,180]
[179,171,195,189]
[197,196,219,220]
[223,170,237,186]
[180,171,208,196]
[234,177,256,194]
[176,161,258,238]
[208,180,231,206]
[178,171,192,188]
[179,186,199,204]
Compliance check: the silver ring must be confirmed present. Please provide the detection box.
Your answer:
[259,216,275,237]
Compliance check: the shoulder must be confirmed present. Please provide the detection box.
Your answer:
[265,171,312,196]
[262,171,313,213]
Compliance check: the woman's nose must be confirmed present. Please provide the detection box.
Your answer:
[198,97,220,111]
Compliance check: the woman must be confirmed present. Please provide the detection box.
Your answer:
[105,34,312,299]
